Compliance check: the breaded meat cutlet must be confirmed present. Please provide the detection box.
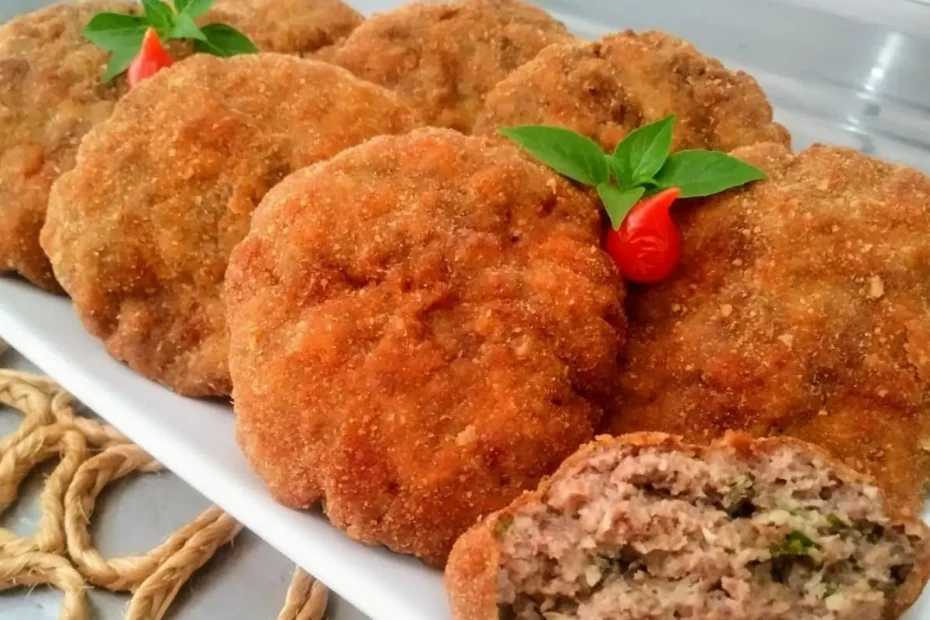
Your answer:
[331,0,572,133]
[0,0,365,293]
[447,433,930,620]
[226,128,626,565]
[474,30,790,152]
[606,143,930,513]
[41,55,417,397]
[0,1,138,291]
[210,0,363,57]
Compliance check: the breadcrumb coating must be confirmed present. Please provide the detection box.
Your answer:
[0,1,137,291]
[210,0,363,57]
[475,30,790,152]
[227,128,625,565]
[332,0,572,133]
[607,143,930,513]
[41,54,417,396]
[0,0,367,292]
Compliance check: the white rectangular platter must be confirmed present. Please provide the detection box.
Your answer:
[2,1,930,619]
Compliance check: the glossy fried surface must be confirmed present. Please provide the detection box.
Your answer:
[210,0,363,57]
[41,54,416,397]
[607,143,930,513]
[331,0,572,133]
[0,1,137,291]
[474,30,790,152]
[227,129,626,565]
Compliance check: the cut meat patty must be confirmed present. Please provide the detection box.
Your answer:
[446,433,930,620]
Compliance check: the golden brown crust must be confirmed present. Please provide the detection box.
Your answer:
[607,143,930,513]
[445,432,930,620]
[0,0,365,293]
[474,30,790,152]
[0,1,138,291]
[41,54,416,396]
[227,128,625,565]
[445,520,500,620]
[209,0,363,57]
[331,0,572,132]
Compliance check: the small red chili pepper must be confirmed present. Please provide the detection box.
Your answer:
[605,187,682,284]
[127,28,174,88]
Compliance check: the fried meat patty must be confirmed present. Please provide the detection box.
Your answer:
[331,0,572,132]
[226,128,626,565]
[210,0,363,57]
[0,0,366,292]
[0,1,137,290]
[41,54,417,396]
[447,433,930,620]
[474,30,790,152]
[607,143,930,512]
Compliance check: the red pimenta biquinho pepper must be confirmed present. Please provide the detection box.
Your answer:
[605,187,682,284]
[127,28,175,88]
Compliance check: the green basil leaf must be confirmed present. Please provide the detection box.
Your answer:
[195,23,259,57]
[170,12,207,41]
[142,0,175,36]
[498,125,608,186]
[83,13,147,52]
[596,184,645,230]
[654,150,766,198]
[611,114,676,187]
[102,46,138,82]
[175,0,215,18]
[608,158,662,190]
[606,157,629,188]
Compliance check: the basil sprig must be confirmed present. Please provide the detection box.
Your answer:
[84,0,258,82]
[499,114,766,229]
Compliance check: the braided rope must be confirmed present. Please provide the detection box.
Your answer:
[0,372,55,455]
[0,366,330,619]
[0,426,86,556]
[277,567,330,620]
[64,443,177,591]
[125,508,242,620]
[0,551,89,620]
[49,389,131,449]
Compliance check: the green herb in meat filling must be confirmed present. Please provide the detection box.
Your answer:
[496,515,515,536]
[827,513,849,529]
[769,531,822,583]
[770,531,818,557]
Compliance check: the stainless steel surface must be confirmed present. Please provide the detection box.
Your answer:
[0,347,367,620]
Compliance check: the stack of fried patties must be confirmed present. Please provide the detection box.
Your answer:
[2,2,929,617]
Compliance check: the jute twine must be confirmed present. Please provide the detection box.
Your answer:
[0,367,329,619]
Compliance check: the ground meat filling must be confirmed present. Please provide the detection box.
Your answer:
[496,445,921,620]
